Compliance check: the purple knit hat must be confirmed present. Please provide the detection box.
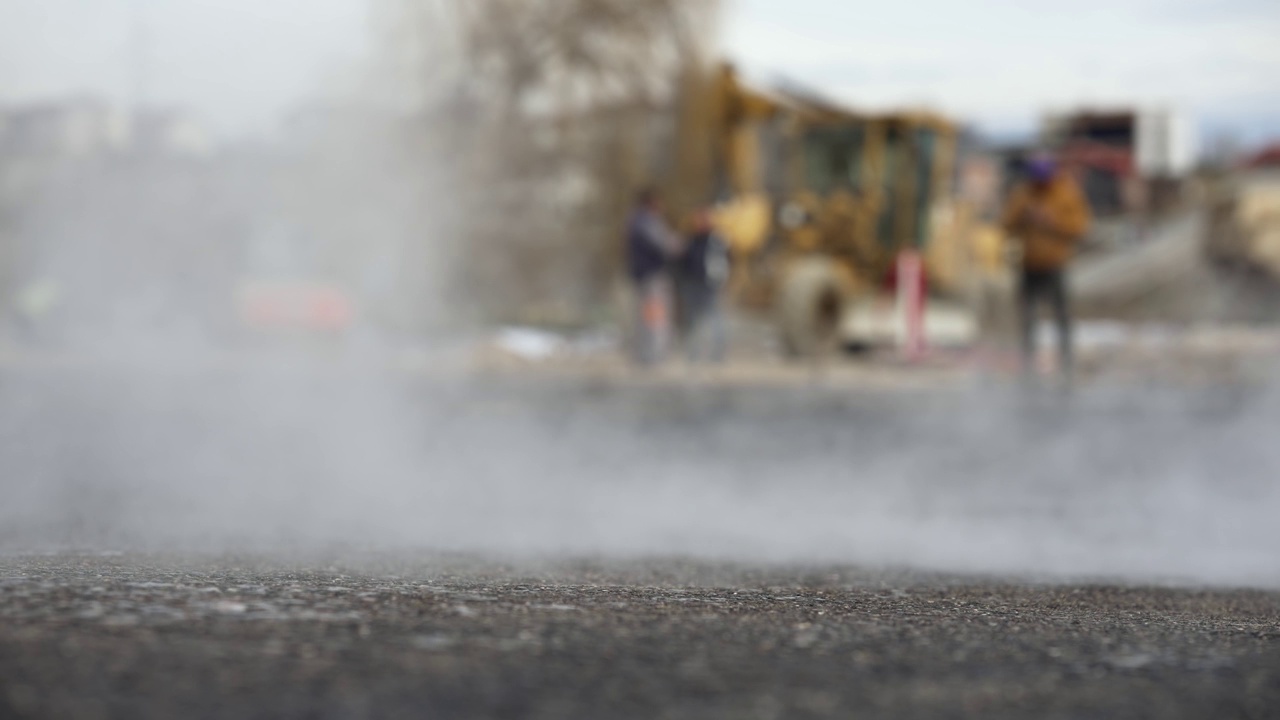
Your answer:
[1026,155,1058,182]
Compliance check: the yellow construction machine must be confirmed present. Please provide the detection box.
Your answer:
[663,63,1001,355]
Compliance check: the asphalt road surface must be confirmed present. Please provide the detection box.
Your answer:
[1,554,1278,720]
[1,361,1279,718]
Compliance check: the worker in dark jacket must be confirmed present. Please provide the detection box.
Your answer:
[1001,154,1092,378]
[625,187,678,365]
[677,208,731,363]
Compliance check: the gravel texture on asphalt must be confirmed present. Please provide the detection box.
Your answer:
[3,364,1280,718]
[2,554,1278,719]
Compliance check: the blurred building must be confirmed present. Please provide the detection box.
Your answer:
[131,109,214,158]
[0,98,132,159]
[1040,109,1196,218]
[1205,139,1280,286]
[0,99,214,162]
[1243,142,1280,171]
[0,99,215,214]
[0,98,226,347]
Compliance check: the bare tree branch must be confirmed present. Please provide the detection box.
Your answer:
[380,0,721,324]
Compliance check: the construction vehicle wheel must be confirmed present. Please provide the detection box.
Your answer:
[777,257,844,358]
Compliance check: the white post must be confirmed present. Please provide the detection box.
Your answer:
[897,250,926,361]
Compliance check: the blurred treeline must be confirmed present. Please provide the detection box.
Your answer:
[378,0,720,328]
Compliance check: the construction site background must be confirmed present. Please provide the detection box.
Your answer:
[0,0,1278,383]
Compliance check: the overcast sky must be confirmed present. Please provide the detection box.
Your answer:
[1,0,1277,143]
[725,0,1280,142]
[0,0,369,135]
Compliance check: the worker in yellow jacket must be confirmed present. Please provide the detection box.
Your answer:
[1001,155,1092,379]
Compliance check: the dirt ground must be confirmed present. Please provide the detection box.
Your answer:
[470,315,1280,392]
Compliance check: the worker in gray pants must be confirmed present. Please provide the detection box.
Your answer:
[1002,155,1092,379]
[624,188,679,365]
[677,208,730,364]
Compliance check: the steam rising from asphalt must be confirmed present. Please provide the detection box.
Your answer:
[1,1,1278,590]
[5,303,1279,585]
[3,359,1279,588]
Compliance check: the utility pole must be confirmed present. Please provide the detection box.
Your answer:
[129,0,152,122]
